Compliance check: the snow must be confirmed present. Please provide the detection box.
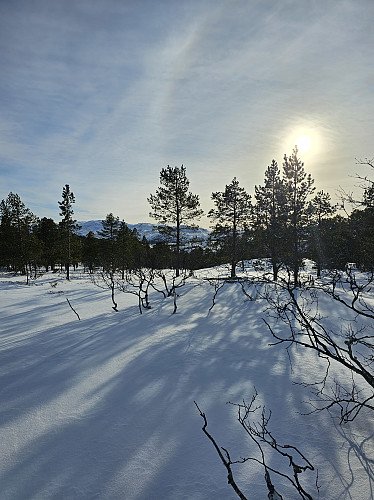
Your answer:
[77,220,210,243]
[0,265,373,499]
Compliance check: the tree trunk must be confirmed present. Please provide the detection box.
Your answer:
[231,219,237,278]
[272,259,278,282]
[176,208,180,277]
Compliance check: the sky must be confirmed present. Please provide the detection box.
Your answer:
[1,0,374,225]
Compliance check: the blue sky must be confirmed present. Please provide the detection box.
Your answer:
[1,0,374,224]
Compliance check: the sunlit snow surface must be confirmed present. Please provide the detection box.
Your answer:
[0,263,373,499]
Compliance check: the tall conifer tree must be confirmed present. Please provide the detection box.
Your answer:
[282,148,315,286]
[58,184,79,280]
[148,165,203,276]
[98,213,120,271]
[309,190,336,276]
[0,193,37,275]
[35,217,59,271]
[254,160,287,281]
[208,177,252,278]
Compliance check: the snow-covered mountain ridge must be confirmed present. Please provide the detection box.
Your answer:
[77,220,210,242]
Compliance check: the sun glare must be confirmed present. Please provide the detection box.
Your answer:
[294,134,312,153]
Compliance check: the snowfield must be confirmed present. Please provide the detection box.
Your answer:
[0,264,373,499]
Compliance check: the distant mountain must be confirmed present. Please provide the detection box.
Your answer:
[77,220,210,243]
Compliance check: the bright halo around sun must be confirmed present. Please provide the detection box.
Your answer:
[294,134,312,153]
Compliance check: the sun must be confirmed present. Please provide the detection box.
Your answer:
[294,134,312,153]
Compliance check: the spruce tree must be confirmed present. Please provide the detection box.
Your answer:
[58,184,79,280]
[208,177,252,278]
[0,193,37,276]
[309,190,336,276]
[98,213,120,271]
[282,148,315,286]
[348,207,374,271]
[35,217,59,271]
[319,215,351,270]
[148,165,203,276]
[82,231,99,274]
[116,221,141,277]
[98,213,120,240]
[0,198,12,269]
[254,160,287,280]
[363,183,374,208]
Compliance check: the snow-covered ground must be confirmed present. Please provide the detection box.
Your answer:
[0,264,373,499]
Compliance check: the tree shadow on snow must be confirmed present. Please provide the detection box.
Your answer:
[0,277,373,499]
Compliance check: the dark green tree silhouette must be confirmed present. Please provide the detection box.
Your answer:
[254,160,287,281]
[148,165,203,276]
[58,184,80,280]
[282,148,315,287]
[82,231,99,274]
[35,217,59,271]
[209,177,252,278]
[308,190,336,276]
[0,193,38,277]
[98,213,120,271]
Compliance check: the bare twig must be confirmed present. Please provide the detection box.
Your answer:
[66,298,81,320]
[260,270,374,423]
[195,392,316,499]
[194,401,248,500]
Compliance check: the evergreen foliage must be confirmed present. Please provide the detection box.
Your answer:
[282,148,315,286]
[34,218,59,271]
[308,190,336,276]
[1,152,373,279]
[348,207,374,270]
[254,160,287,281]
[315,215,351,270]
[117,222,144,275]
[82,231,99,273]
[58,184,80,280]
[0,192,38,277]
[148,165,203,276]
[208,177,252,278]
[98,213,120,270]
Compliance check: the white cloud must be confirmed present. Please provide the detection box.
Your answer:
[1,0,373,221]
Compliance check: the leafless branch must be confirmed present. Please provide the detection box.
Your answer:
[260,270,374,423]
[195,391,317,499]
[194,401,248,500]
[66,297,81,320]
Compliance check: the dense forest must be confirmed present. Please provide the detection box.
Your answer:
[1,149,373,281]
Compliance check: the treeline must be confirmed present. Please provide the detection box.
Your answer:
[1,148,373,281]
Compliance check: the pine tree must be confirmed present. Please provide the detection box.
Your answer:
[208,177,252,278]
[349,207,374,271]
[309,190,336,276]
[320,215,351,270]
[98,213,120,271]
[363,183,374,208]
[0,193,38,276]
[0,198,12,269]
[148,165,203,277]
[98,213,120,240]
[58,184,79,280]
[82,231,99,274]
[339,158,374,270]
[35,217,59,271]
[254,160,287,280]
[282,148,315,286]
[116,221,142,277]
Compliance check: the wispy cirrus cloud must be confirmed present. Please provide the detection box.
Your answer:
[1,0,373,222]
